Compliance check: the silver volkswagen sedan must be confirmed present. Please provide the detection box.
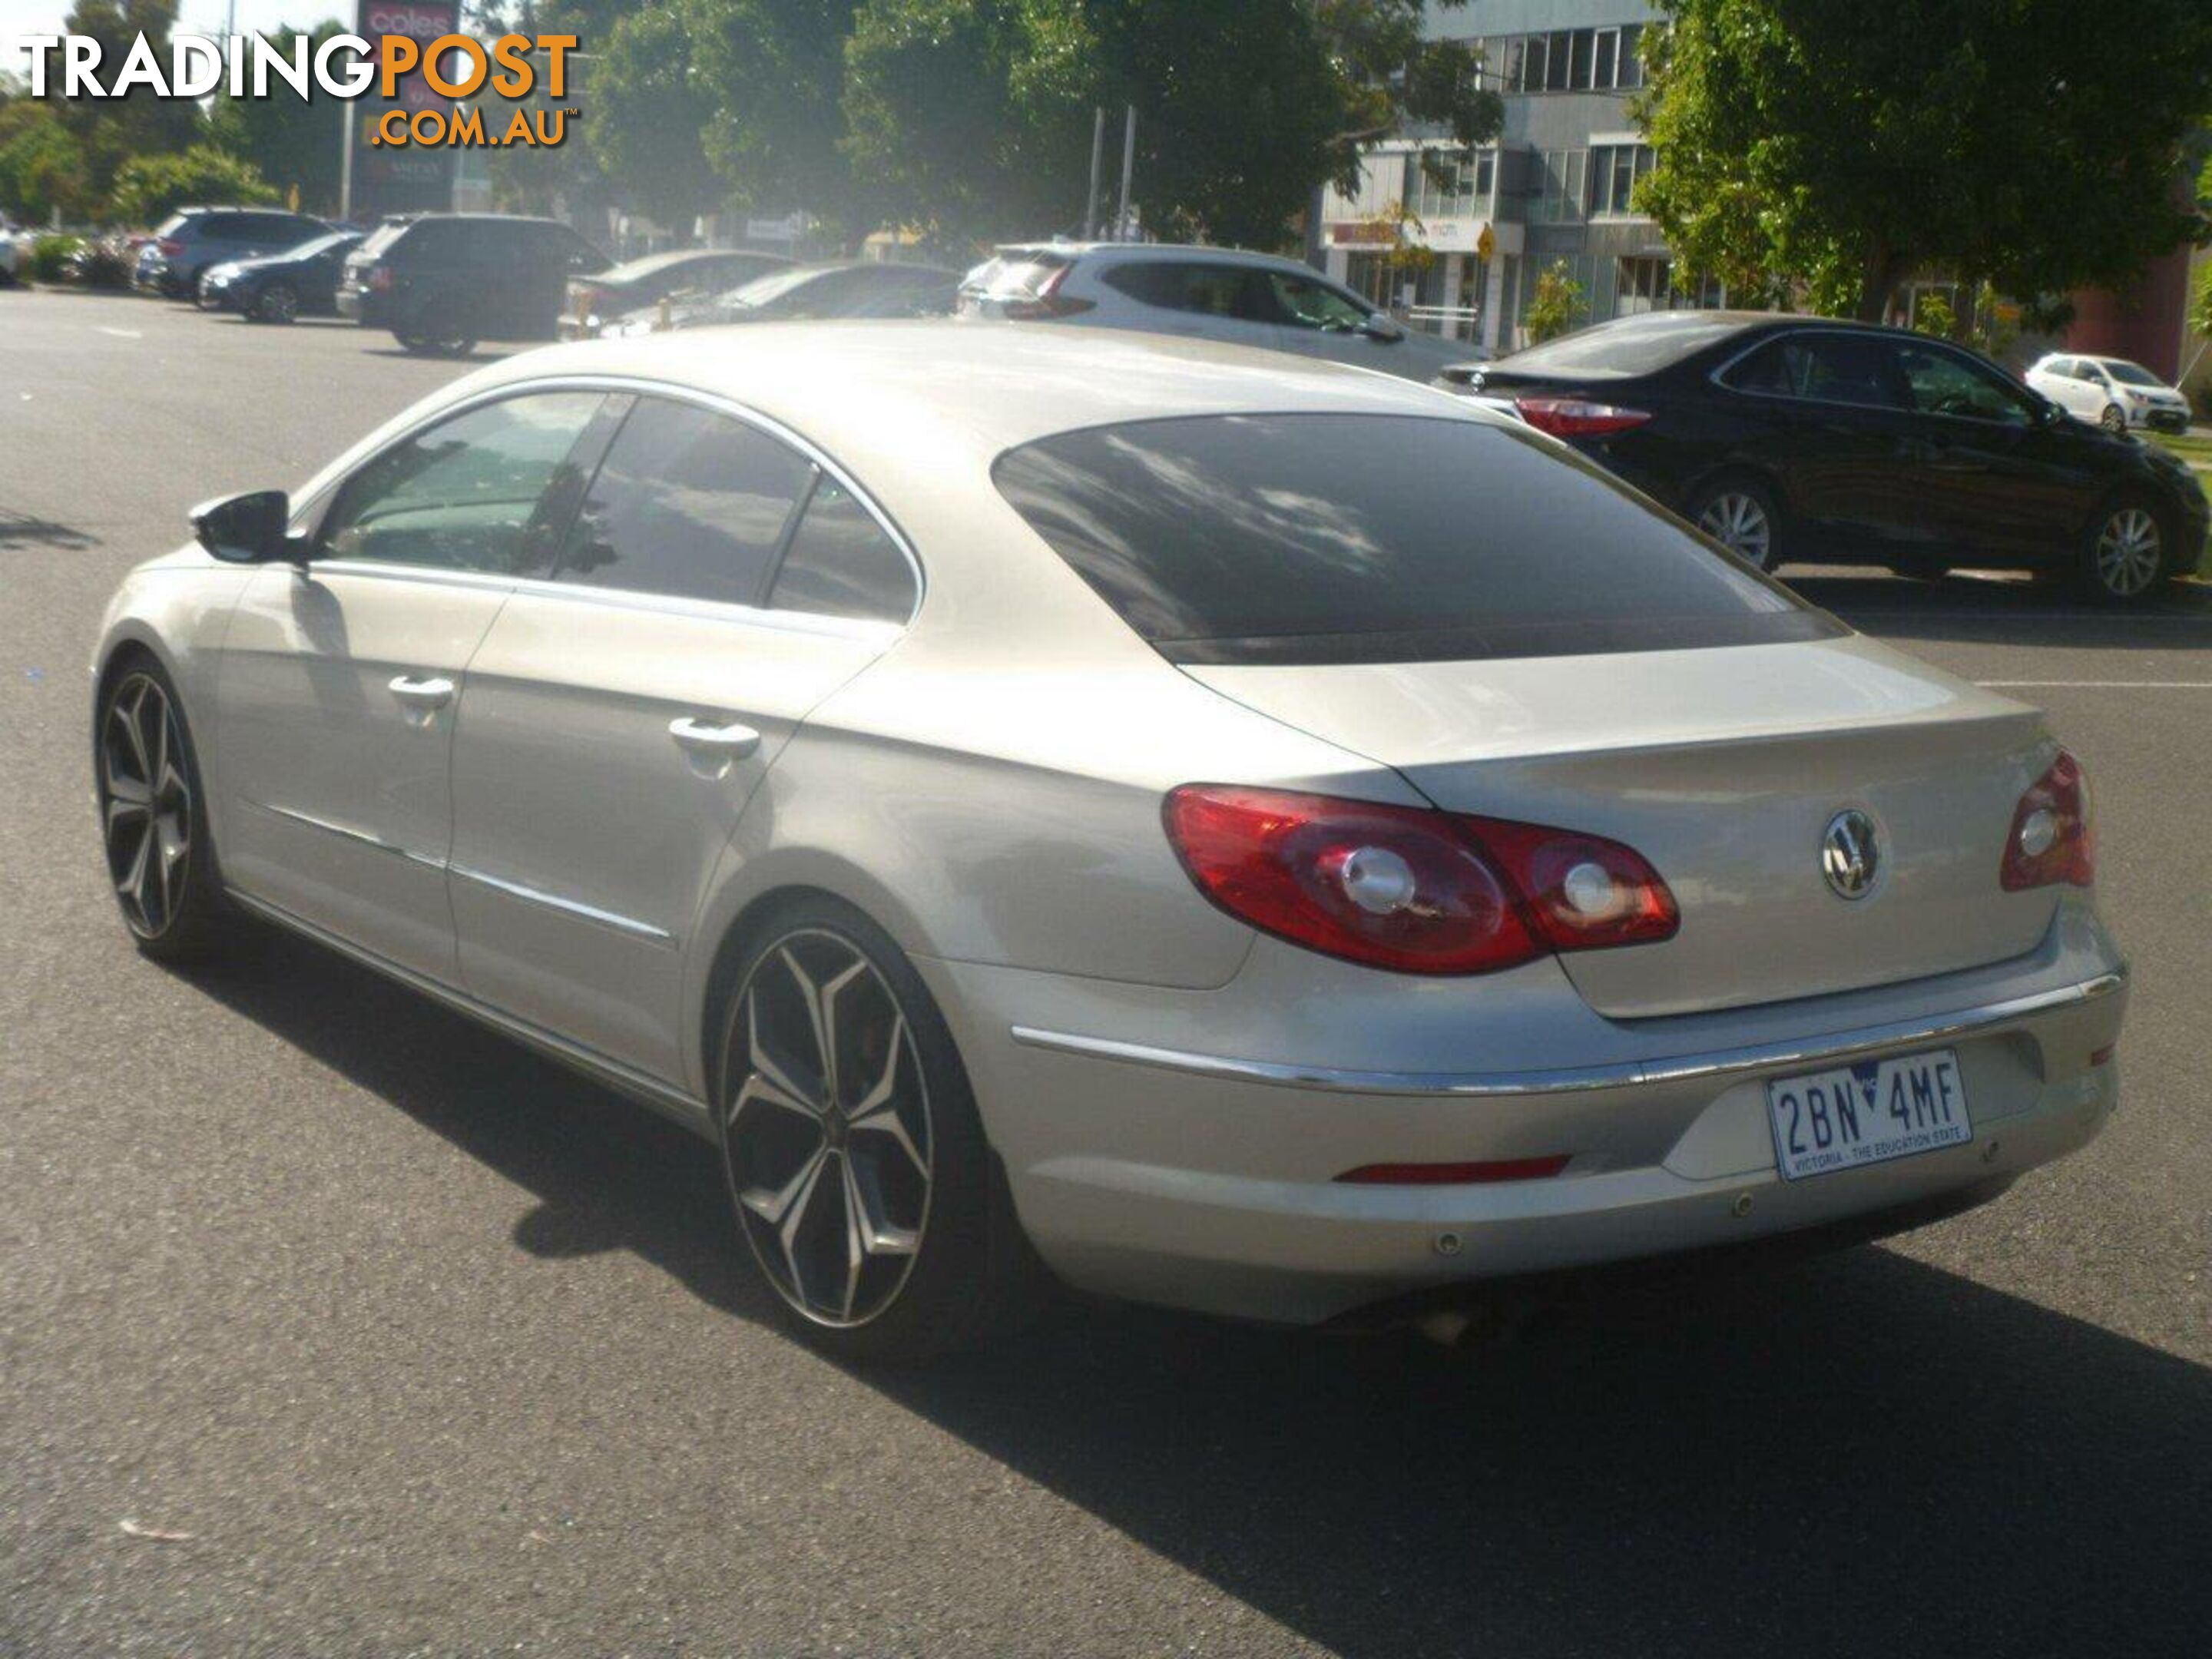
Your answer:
[91,324,2127,1359]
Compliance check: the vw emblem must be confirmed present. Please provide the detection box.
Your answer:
[1822,810,1881,900]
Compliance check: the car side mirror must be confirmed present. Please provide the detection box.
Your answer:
[1361,313,1406,343]
[189,488,291,563]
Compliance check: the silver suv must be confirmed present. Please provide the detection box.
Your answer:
[136,206,329,300]
[958,242,1485,381]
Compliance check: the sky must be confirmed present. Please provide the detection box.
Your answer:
[5,3,346,76]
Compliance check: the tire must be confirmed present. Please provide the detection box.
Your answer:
[710,894,1041,1362]
[93,657,239,961]
[2077,497,2173,605]
[1687,475,1783,572]
[252,281,298,324]
[2099,403,2127,434]
[396,308,475,357]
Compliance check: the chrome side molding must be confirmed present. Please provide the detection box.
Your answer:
[1010,969,2127,1099]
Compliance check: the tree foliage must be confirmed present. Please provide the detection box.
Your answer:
[842,0,1501,246]
[1634,0,2212,320]
[41,1,201,202]
[203,24,346,217]
[588,4,727,227]
[1523,259,1586,343]
[0,100,92,223]
[107,144,278,226]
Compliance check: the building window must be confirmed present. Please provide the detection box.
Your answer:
[1589,144,1657,217]
[1593,28,1618,88]
[1407,148,1495,222]
[1533,149,1588,223]
[1618,24,1645,88]
[1545,30,1571,91]
[1614,257,1673,315]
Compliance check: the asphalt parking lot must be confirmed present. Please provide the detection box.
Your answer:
[4,288,2209,1658]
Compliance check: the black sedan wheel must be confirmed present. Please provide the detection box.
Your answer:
[1690,478,1781,571]
[252,281,299,324]
[714,897,1041,1360]
[2080,500,2169,604]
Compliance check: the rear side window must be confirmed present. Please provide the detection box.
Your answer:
[769,477,916,624]
[1724,334,1902,409]
[555,398,812,604]
[1498,314,1748,379]
[320,392,608,574]
[993,413,1837,665]
[1101,261,1277,323]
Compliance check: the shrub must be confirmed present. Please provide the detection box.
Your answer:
[1524,260,1587,344]
[64,234,136,289]
[26,233,85,283]
[106,145,277,227]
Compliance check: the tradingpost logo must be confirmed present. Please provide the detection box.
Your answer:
[13,13,581,151]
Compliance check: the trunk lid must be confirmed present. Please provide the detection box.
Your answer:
[1187,635,2061,1018]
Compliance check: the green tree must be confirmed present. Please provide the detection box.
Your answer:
[0,100,92,223]
[203,22,346,217]
[108,144,278,227]
[1634,1,2212,320]
[38,2,202,203]
[844,0,1502,247]
[1523,258,1585,343]
[588,4,726,228]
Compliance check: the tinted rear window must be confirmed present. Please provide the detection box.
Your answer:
[1495,315,1750,379]
[993,414,1837,665]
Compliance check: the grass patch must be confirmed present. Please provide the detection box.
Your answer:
[2146,429,2212,469]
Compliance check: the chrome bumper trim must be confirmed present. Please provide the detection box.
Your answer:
[1010,969,2127,1099]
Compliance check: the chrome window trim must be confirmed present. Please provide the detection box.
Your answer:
[292,373,926,628]
[448,863,677,948]
[1010,969,2125,1100]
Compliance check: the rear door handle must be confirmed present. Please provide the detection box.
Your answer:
[388,674,455,710]
[669,716,762,767]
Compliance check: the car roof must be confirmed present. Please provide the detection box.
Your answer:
[606,247,782,280]
[990,241,1325,273]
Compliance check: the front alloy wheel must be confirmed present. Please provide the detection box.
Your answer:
[1695,486,1777,571]
[100,671,192,939]
[2099,403,2127,434]
[2085,503,2165,603]
[254,281,298,323]
[722,929,935,1330]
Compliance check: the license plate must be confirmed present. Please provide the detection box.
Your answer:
[1765,1048,1970,1181]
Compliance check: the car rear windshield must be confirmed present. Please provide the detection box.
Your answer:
[356,220,411,257]
[961,250,1071,298]
[1494,315,1750,379]
[992,413,1838,664]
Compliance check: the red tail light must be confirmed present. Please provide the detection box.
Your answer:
[2000,750,2094,890]
[1002,266,1095,320]
[1163,786,1676,976]
[1515,396,1653,438]
[366,264,393,293]
[157,237,184,257]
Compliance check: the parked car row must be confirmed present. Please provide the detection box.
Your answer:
[1432,312,2207,605]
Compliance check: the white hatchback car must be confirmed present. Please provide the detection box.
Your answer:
[2025,353,2193,435]
[959,242,1484,382]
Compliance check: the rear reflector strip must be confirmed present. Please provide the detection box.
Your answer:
[1335,1155,1571,1185]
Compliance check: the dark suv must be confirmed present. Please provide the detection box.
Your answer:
[135,207,329,300]
[337,214,610,356]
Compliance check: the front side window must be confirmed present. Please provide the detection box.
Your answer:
[994,413,1835,665]
[320,392,608,573]
[1268,273,1370,332]
[1896,344,2035,426]
[768,476,916,624]
[555,397,812,604]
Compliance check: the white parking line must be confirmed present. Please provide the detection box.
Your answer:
[1976,680,2212,689]
[94,326,141,339]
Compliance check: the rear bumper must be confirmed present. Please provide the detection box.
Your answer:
[919,908,2126,1325]
[336,288,382,324]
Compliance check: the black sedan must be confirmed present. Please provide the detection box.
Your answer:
[198,230,363,324]
[1438,313,2208,604]
[558,247,791,339]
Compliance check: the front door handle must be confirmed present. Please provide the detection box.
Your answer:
[669,716,761,775]
[388,674,455,722]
